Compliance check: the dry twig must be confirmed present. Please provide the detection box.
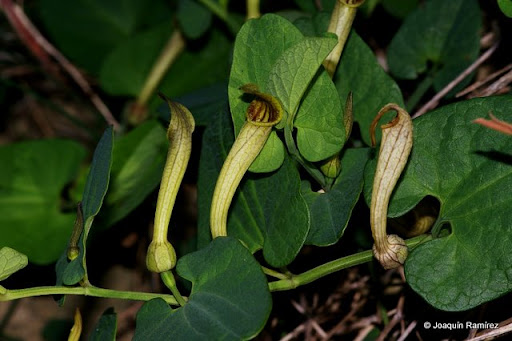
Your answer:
[473,68,512,98]
[467,322,512,341]
[397,321,417,341]
[456,63,512,98]
[0,0,120,130]
[413,41,499,119]
[280,323,306,341]
[322,292,367,340]
[376,296,405,341]
[354,325,376,341]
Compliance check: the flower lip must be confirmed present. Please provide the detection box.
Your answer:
[240,83,283,126]
[342,0,366,8]
[370,103,406,147]
[247,99,281,126]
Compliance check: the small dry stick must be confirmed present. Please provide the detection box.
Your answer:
[136,30,185,110]
[467,323,512,341]
[290,298,327,339]
[397,321,417,341]
[354,325,377,341]
[412,41,499,119]
[323,296,367,340]
[280,323,306,341]
[456,63,512,98]
[475,68,512,98]
[376,296,405,341]
[0,0,120,130]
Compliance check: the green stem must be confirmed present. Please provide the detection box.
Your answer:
[268,234,432,292]
[161,271,187,307]
[198,0,241,34]
[0,285,179,306]
[133,30,185,124]
[246,0,260,19]
[405,74,433,112]
[261,266,289,280]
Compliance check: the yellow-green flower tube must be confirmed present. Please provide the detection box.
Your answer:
[146,98,195,273]
[323,0,365,77]
[210,84,282,238]
[370,103,413,270]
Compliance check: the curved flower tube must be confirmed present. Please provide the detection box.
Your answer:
[146,97,195,273]
[369,103,413,269]
[210,84,283,238]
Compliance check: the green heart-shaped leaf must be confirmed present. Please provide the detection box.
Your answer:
[229,14,303,135]
[133,237,272,340]
[294,70,345,162]
[158,29,232,99]
[365,95,512,311]
[0,140,86,264]
[336,31,404,146]
[38,0,171,74]
[387,0,481,92]
[266,35,337,120]
[302,148,369,246]
[498,0,512,17]
[247,156,310,267]
[0,247,28,281]
[293,13,403,146]
[177,0,212,39]
[99,22,173,97]
[89,308,117,341]
[230,14,337,172]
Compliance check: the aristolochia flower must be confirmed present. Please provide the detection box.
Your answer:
[370,103,413,269]
[210,84,283,238]
[146,97,195,273]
